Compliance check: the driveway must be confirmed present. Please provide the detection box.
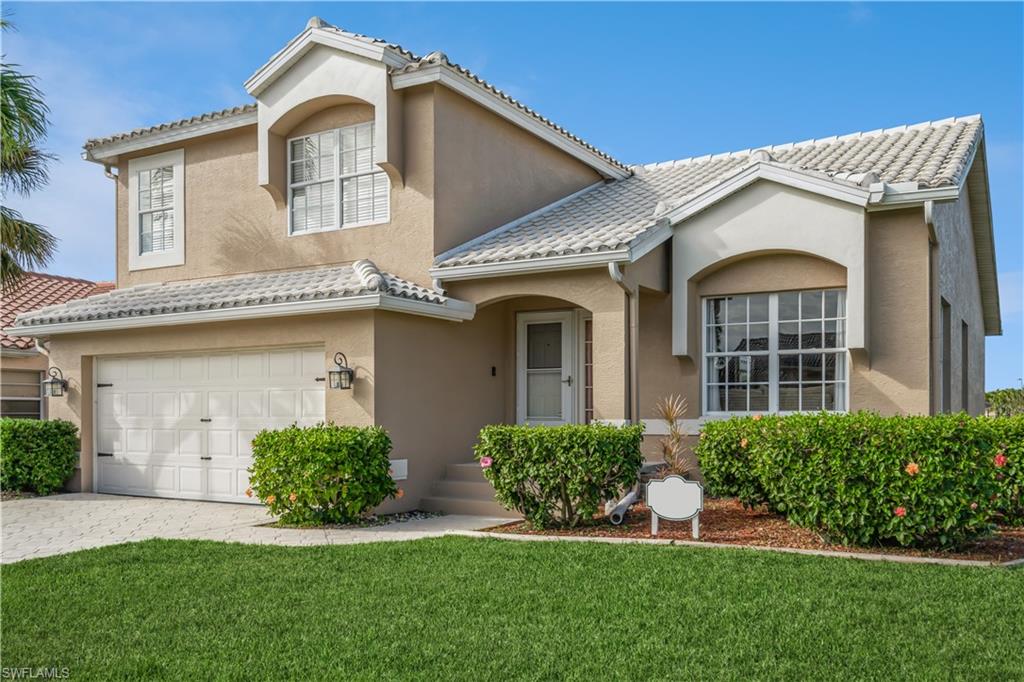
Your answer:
[0,494,509,563]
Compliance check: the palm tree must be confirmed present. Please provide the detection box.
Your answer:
[1,18,57,292]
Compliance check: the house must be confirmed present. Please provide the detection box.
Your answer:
[6,18,1001,513]
[2,273,114,421]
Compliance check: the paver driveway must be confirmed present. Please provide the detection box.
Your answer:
[0,494,507,563]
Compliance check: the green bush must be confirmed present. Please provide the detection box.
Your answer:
[696,413,1020,548]
[475,423,645,528]
[986,388,1024,417]
[248,424,398,525]
[0,418,79,494]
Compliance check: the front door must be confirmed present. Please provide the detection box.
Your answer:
[517,311,576,425]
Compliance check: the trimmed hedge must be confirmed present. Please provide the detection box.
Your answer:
[475,423,645,528]
[986,388,1024,417]
[0,418,79,494]
[697,413,1022,548]
[248,424,398,525]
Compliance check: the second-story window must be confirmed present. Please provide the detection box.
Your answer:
[138,166,175,254]
[289,122,389,234]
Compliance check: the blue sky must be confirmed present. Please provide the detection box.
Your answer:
[3,2,1022,389]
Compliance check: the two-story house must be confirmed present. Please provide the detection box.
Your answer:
[8,18,1001,514]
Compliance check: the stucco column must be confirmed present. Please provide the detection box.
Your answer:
[591,294,629,422]
[44,347,93,492]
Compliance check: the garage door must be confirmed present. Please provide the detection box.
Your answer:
[95,347,325,503]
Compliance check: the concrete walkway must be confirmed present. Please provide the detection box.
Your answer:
[0,493,509,564]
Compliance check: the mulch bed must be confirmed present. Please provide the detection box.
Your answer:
[0,490,40,502]
[485,497,1024,564]
[264,510,443,529]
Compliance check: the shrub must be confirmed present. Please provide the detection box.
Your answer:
[991,416,1023,524]
[986,388,1024,417]
[248,424,397,525]
[0,418,79,494]
[475,423,644,528]
[696,413,1018,548]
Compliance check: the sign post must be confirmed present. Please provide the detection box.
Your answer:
[646,476,703,538]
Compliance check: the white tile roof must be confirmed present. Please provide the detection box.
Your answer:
[83,105,257,151]
[434,115,984,269]
[12,261,446,328]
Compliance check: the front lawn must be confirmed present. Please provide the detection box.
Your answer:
[2,537,1022,679]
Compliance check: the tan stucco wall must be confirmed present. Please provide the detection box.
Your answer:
[372,307,506,510]
[447,268,629,422]
[850,209,932,414]
[116,89,437,288]
[1,351,47,372]
[930,188,987,414]
[42,313,374,492]
[432,86,603,255]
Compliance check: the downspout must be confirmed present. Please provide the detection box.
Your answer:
[608,261,640,425]
[103,164,118,181]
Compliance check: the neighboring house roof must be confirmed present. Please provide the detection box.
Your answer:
[1,273,114,350]
[7,261,474,336]
[432,115,985,272]
[84,18,629,178]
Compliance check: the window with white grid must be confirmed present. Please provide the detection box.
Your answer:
[288,122,389,234]
[137,166,175,254]
[704,289,847,414]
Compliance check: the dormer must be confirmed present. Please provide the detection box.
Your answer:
[245,17,411,204]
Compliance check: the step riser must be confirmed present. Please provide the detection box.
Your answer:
[432,480,498,501]
[420,496,518,518]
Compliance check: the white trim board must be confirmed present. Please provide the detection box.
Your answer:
[6,294,476,338]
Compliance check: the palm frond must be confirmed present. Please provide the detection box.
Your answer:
[1,142,52,195]
[0,65,50,147]
[1,204,57,292]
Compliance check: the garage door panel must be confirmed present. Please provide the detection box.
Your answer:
[208,354,235,381]
[125,429,149,454]
[152,429,176,455]
[180,392,203,418]
[125,393,151,417]
[96,346,324,503]
[208,430,233,457]
[207,391,235,418]
[302,390,325,419]
[153,392,177,417]
[179,429,204,456]
[268,390,297,418]
[179,466,203,495]
[237,352,264,379]
[237,390,264,417]
[179,356,206,381]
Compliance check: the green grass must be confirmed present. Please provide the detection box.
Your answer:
[2,538,1022,680]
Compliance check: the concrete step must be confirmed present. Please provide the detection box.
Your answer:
[445,462,487,482]
[420,495,519,518]
[432,479,498,501]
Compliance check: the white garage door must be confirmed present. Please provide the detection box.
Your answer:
[95,347,326,503]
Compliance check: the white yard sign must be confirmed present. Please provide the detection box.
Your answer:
[647,476,704,538]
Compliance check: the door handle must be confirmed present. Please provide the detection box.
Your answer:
[200,418,212,423]
[561,376,573,386]
[200,456,212,461]
[97,452,114,457]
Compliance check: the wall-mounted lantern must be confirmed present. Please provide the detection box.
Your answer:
[42,367,68,398]
[328,352,354,390]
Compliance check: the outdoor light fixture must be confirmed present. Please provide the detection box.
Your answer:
[329,352,355,390]
[43,367,68,398]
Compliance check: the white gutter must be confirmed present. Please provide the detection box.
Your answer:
[608,261,639,425]
[6,294,476,338]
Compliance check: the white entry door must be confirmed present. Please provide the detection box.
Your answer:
[517,312,576,425]
[95,347,325,503]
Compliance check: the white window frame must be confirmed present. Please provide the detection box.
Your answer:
[287,122,390,236]
[701,289,850,416]
[127,149,185,271]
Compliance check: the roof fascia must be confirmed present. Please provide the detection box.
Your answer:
[82,109,258,165]
[392,64,629,180]
[245,28,408,97]
[6,293,475,337]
